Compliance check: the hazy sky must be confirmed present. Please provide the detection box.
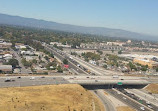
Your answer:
[0,0,158,36]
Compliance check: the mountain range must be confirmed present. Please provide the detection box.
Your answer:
[0,13,157,41]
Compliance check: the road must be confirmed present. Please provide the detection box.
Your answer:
[10,48,31,74]
[0,75,150,88]
[0,76,69,88]
[65,52,124,76]
[44,44,87,75]
[106,89,153,111]
[92,90,116,111]
[125,89,158,107]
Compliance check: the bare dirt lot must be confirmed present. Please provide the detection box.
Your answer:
[0,84,104,111]
[116,106,136,111]
[145,84,158,94]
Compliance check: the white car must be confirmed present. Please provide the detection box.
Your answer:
[30,77,35,80]
[140,106,145,110]
[147,105,153,109]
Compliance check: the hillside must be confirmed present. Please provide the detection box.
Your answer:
[0,84,104,111]
[145,84,158,94]
[0,13,157,41]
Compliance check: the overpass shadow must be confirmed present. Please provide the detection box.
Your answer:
[82,84,147,90]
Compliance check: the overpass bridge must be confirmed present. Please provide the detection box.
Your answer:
[0,75,153,88]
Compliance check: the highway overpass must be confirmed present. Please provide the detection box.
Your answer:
[0,75,152,88]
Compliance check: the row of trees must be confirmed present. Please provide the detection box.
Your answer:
[82,52,100,61]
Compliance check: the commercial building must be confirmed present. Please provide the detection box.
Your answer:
[0,65,13,73]
[133,58,158,68]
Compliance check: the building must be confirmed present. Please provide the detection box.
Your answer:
[3,53,13,62]
[80,43,125,50]
[50,42,71,48]
[0,65,12,73]
[106,42,125,46]
[127,40,131,43]
[133,58,158,68]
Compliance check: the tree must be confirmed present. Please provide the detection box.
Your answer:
[57,66,63,73]
[44,56,49,61]
[141,67,147,71]
[49,53,54,58]
[7,59,19,68]
[118,50,122,54]
[63,59,68,65]
[128,62,137,71]
[97,50,103,55]
[21,58,32,67]
[103,64,107,69]
[156,67,158,72]
[32,59,37,64]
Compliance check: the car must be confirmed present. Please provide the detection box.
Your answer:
[5,78,11,82]
[146,101,150,104]
[147,105,153,109]
[69,77,74,79]
[123,97,126,100]
[95,80,98,82]
[30,77,35,80]
[121,79,124,80]
[140,106,145,110]
[11,80,15,82]
[5,79,11,82]
[17,76,21,79]
[41,76,45,78]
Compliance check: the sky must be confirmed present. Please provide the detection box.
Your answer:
[0,0,158,36]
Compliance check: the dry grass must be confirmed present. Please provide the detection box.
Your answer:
[145,84,158,94]
[116,106,136,111]
[0,84,104,111]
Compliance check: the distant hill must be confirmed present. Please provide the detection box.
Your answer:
[0,13,157,41]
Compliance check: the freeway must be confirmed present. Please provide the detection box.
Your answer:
[125,89,158,107]
[0,76,69,88]
[65,52,124,76]
[44,44,87,75]
[92,90,116,111]
[0,75,150,88]
[106,89,153,111]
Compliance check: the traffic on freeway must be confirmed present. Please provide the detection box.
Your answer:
[106,89,157,111]
[0,76,69,88]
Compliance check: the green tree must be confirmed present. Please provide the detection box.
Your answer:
[118,50,122,54]
[7,59,19,68]
[97,50,103,55]
[57,66,63,73]
[103,64,107,69]
[156,67,158,72]
[32,59,37,64]
[63,59,68,64]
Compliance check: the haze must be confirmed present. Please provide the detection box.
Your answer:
[0,0,158,36]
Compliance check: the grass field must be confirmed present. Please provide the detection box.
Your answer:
[145,84,158,94]
[0,84,104,111]
[116,106,136,111]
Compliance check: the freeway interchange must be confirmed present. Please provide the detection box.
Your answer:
[2,41,157,111]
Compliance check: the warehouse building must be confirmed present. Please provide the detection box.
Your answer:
[133,58,158,68]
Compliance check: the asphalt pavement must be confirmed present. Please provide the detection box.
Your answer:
[44,45,87,75]
[92,90,116,111]
[0,76,69,88]
[106,89,154,111]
